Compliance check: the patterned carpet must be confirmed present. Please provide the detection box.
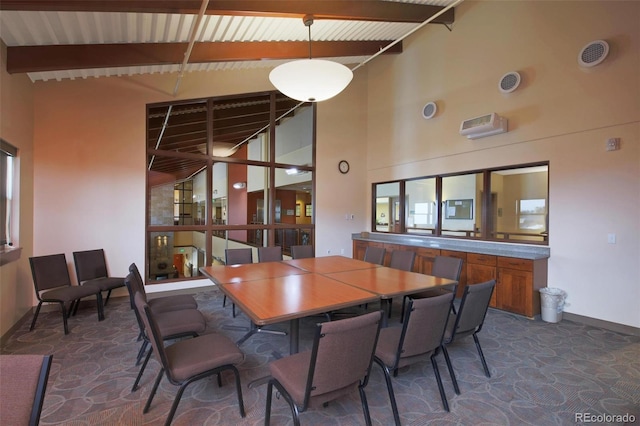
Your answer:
[1,287,638,426]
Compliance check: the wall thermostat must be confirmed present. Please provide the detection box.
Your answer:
[459,113,508,139]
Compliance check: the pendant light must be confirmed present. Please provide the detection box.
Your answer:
[269,15,353,102]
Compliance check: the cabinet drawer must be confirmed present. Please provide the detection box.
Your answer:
[440,250,466,260]
[497,256,533,271]
[467,253,496,266]
[416,247,440,259]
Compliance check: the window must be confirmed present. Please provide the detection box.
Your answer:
[1,139,17,247]
[146,92,315,283]
[372,163,548,244]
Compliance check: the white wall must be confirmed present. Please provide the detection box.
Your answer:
[365,0,639,328]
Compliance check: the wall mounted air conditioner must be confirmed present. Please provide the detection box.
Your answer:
[459,113,508,139]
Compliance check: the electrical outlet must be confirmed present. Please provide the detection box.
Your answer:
[606,138,620,151]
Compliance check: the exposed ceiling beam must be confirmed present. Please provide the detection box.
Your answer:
[7,40,402,74]
[0,1,455,24]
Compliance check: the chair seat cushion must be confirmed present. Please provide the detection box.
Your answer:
[148,295,198,313]
[156,309,206,337]
[41,283,101,303]
[83,277,125,291]
[165,333,244,382]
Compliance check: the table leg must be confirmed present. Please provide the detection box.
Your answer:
[289,318,299,354]
[382,298,390,327]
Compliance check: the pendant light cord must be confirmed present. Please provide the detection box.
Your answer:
[304,15,314,60]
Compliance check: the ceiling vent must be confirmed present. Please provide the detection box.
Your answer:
[498,71,521,94]
[578,40,609,68]
[422,101,437,120]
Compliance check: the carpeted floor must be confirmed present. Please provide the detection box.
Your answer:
[1,286,638,426]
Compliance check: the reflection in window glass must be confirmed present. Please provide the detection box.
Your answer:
[275,105,313,167]
[375,182,400,233]
[491,165,548,242]
[441,174,482,237]
[406,178,437,234]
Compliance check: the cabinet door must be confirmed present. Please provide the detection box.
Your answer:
[497,268,533,316]
[468,263,497,306]
[415,248,440,275]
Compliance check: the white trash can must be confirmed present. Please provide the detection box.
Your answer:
[539,288,567,323]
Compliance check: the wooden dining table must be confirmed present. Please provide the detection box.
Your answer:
[200,255,456,354]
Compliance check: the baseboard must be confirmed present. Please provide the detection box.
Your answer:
[562,312,639,337]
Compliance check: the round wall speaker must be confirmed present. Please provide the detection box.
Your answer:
[578,40,609,67]
[498,71,521,94]
[422,101,437,119]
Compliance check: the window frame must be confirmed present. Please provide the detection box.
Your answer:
[372,161,549,245]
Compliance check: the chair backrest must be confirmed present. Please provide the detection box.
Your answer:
[29,254,72,292]
[303,310,383,409]
[389,250,416,271]
[73,249,108,282]
[134,291,172,375]
[125,273,146,333]
[431,256,463,281]
[257,246,283,263]
[363,246,385,265]
[448,279,496,342]
[397,293,454,364]
[291,245,314,259]
[128,263,147,298]
[225,248,253,265]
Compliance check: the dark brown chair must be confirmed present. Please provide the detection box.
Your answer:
[265,310,383,426]
[363,246,385,265]
[400,255,463,319]
[223,248,253,317]
[128,263,197,313]
[384,250,416,318]
[374,293,454,424]
[257,246,283,262]
[73,249,125,306]
[29,254,104,335]
[442,279,496,395]
[135,292,246,426]
[291,244,314,259]
[0,354,53,426]
[124,272,206,392]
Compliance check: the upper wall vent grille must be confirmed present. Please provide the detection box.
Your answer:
[578,40,609,67]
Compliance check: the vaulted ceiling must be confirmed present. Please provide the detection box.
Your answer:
[0,0,458,83]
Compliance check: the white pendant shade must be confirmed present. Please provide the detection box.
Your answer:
[269,59,353,102]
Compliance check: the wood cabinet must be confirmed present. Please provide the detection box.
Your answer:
[467,253,498,307]
[353,239,547,318]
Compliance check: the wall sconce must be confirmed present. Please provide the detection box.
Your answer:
[232,182,246,189]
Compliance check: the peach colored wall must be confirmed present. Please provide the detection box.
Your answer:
[29,66,369,296]
[365,1,639,328]
[0,41,35,336]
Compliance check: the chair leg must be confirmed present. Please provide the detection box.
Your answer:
[30,303,43,331]
[431,353,449,412]
[358,385,373,426]
[132,347,153,392]
[136,340,149,366]
[232,303,236,318]
[60,302,70,335]
[143,368,164,414]
[441,345,460,395]
[222,295,227,307]
[269,380,300,426]
[96,293,105,321]
[387,298,393,318]
[165,382,189,426]
[104,289,113,306]
[265,381,273,425]
[230,365,246,418]
[374,358,401,426]
[400,296,408,323]
[473,334,491,377]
